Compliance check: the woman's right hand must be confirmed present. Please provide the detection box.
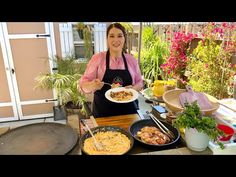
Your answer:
[91,79,104,91]
[80,79,104,93]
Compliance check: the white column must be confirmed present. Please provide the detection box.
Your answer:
[59,23,74,57]
[234,75,236,99]
[94,23,107,53]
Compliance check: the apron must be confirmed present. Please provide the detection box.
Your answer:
[92,50,139,118]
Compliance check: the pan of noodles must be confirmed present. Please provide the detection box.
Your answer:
[79,126,134,155]
[129,119,180,149]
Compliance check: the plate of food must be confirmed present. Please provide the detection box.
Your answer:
[105,87,139,103]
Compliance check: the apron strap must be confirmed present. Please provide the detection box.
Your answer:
[106,50,129,70]
[122,52,129,70]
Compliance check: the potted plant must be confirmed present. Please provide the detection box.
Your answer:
[34,55,88,120]
[76,22,85,39]
[173,101,224,151]
[76,22,93,60]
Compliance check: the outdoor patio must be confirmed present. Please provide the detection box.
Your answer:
[0,22,236,155]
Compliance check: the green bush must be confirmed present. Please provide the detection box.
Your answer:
[187,23,236,99]
[35,55,87,114]
[137,26,170,86]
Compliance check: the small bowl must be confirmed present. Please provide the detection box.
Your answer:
[217,124,235,141]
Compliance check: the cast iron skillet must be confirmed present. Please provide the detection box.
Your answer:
[0,122,78,155]
[79,126,134,155]
[129,119,180,149]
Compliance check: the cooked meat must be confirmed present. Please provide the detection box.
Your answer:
[136,126,170,145]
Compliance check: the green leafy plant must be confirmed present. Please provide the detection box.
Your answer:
[35,72,75,106]
[76,22,86,39]
[187,22,236,99]
[120,22,134,54]
[76,22,93,60]
[34,55,88,115]
[173,101,225,149]
[136,26,170,86]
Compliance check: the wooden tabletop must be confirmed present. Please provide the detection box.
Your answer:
[95,114,140,131]
[68,113,212,155]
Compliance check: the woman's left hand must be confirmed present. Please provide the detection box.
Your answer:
[125,85,141,92]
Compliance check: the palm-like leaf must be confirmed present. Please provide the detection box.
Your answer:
[140,27,170,84]
[35,54,90,115]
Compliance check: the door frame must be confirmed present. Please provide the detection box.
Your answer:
[0,23,18,121]
[0,22,57,122]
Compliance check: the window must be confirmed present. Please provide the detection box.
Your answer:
[72,24,94,61]
[74,44,94,59]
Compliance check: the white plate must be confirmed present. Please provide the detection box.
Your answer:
[105,87,139,103]
[140,88,164,102]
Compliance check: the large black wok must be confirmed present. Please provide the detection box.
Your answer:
[0,122,78,155]
[129,119,180,150]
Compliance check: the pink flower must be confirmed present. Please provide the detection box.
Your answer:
[222,22,228,28]
[229,24,235,30]
[162,31,195,81]
[213,27,223,34]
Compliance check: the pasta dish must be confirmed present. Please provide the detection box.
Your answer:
[110,90,133,101]
[136,126,170,145]
[111,83,121,88]
[83,131,131,155]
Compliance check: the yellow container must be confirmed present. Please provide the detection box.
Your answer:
[164,79,177,92]
[151,80,165,97]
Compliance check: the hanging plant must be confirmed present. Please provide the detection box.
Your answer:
[76,22,85,39]
[76,22,93,60]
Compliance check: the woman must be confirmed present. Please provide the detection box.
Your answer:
[79,23,143,118]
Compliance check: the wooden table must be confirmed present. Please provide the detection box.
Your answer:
[68,113,212,155]
[95,114,140,131]
[94,113,187,154]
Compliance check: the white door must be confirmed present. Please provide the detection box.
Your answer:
[0,22,57,122]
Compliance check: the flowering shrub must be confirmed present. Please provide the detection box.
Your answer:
[161,31,197,88]
[187,22,236,99]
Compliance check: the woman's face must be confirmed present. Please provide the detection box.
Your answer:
[107,27,125,53]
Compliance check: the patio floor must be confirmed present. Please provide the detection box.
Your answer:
[0,94,153,132]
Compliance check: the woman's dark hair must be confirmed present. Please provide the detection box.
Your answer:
[106,22,127,53]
